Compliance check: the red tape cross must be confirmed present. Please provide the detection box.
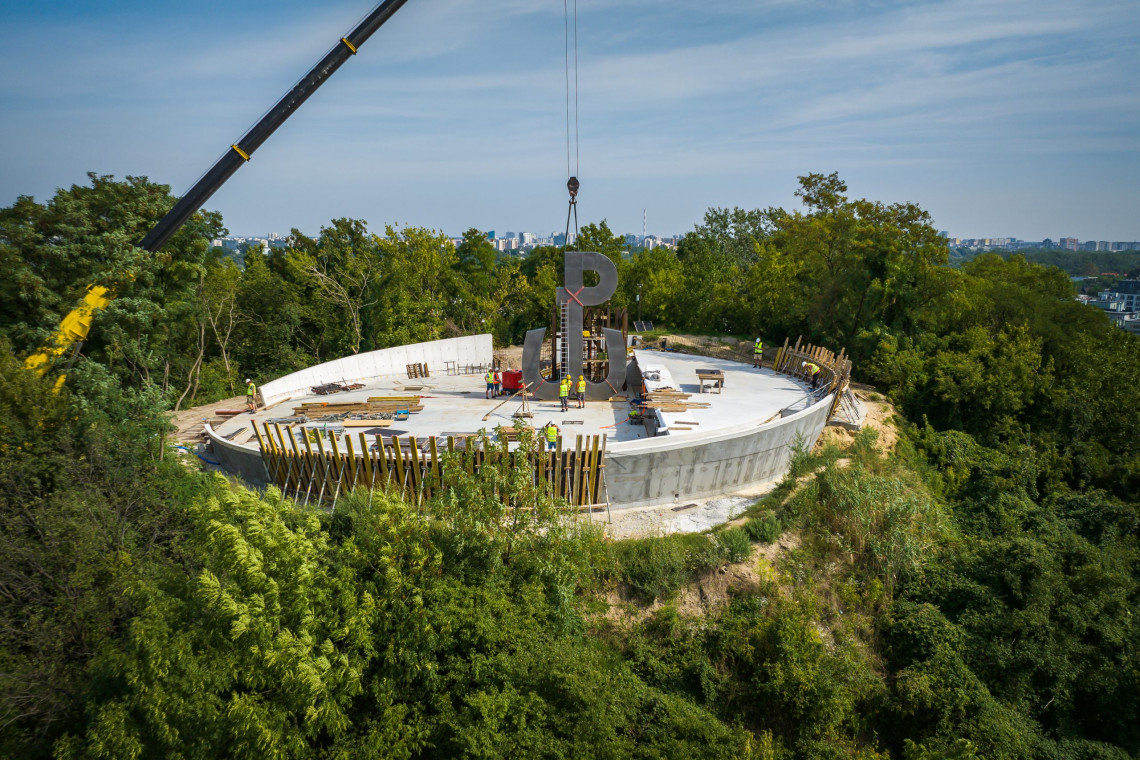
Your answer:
[565,287,584,306]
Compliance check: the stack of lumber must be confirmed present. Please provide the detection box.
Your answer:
[309,381,364,395]
[496,426,535,442]
[641,390,712,413]
[291,396,423,417]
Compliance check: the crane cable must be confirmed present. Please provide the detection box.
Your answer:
[562,0,580,253]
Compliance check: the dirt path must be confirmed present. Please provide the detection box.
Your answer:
[170,395,249,445]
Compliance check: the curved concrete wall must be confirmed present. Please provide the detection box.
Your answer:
[258,334,493,407]
[604,392,834,508]
[207,424,270,487]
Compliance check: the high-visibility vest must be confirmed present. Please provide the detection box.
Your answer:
[559,381,570,397]
[577,379,586,393]
[806,363,820,375]
[494,372,500,383]
[486,372,493,383]
[546,425,558,443]
[754,341,763,355]
[246,381,256,397]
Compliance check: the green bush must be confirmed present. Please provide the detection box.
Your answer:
[614,534,735,603]
[717,527,752,563]
[745,512,783,543]
[614,537,690,603]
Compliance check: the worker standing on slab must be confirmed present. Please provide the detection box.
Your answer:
[559,377,571,411]
[802,361,821,389]
[485,369,495,399]
[245,378,257,413]
[576,375,586,408]
[493,369,502,397]
[544,421,560,451]
[753,338,764,368]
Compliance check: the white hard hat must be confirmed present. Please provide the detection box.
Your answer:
[800,361,806,367]
[245,378,252,382]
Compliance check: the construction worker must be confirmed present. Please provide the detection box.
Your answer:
[559,376,571,412]
[753,337,764,368]
[802,361,821,389]
[493,369,502,397]
[576,375,586,408]
[544,420,560,451]
[485,369,495,399]
[245,377,257,413]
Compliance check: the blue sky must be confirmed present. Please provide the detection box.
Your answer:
[1,0,1138,241]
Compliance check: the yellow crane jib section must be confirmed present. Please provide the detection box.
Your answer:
[231,144,251,161]
[23,284,113,376]
[341,37,357,54]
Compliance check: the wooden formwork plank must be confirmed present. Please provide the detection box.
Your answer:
[286,426,311,498]
[375,435,389,487]
[563,442,574,502]
[252,423,279,488]
[313,432,330,503]
[392,438,406,499]
[301,428,319,502]
[329,434,346,502]
[344,434,358,492]
[272,423,296,494]
[572,435,583,507]
[408,437,422,504]
[587,435,600,504]
[358,433,373,490]
[430,437,441,497]
[553,436,562,497]
[268,423,290,491]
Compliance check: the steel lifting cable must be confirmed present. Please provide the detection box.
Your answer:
[562,0,580,253]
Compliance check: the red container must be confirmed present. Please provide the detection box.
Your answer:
[501,370,524,391]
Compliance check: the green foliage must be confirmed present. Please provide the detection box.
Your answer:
[3,170,1140,759]
[717,526,752,563]
[613,533,731,604]
[745,512,784,544]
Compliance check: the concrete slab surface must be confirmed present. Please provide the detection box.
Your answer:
[214,349,816,453]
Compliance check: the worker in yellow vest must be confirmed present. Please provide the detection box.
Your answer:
[576,375,586,408]
[245,378,257,413]
[485,369,495,399]
[801,361,821,389]
[559,376,571,412]
[544,420,560,451]
[753,338,763,368]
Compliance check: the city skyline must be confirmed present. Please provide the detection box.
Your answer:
[2,0,1138,241]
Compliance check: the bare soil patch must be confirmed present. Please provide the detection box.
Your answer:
[170,395,248,445]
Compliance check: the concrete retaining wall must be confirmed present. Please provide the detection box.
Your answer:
[207,424,270,488]
[257,335,493,408]
[604,393,834,508]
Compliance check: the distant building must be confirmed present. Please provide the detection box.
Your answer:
[1059,237,1079,251]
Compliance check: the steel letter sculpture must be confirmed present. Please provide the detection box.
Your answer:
[522,251,627,401]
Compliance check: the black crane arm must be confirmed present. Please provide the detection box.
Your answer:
[141,0,409,252]
[25,0,410,377]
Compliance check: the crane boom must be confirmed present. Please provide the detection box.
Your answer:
[25,0,410,377]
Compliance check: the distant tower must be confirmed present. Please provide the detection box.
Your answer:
[643,209,646,243]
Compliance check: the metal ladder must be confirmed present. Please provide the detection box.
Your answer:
[559,299,570,380]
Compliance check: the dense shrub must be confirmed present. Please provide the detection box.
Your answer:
[716,526,752,563]
[745,512,783,543]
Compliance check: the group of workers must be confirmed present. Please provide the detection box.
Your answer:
[558,375,587,411]
[753,337,822,388]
